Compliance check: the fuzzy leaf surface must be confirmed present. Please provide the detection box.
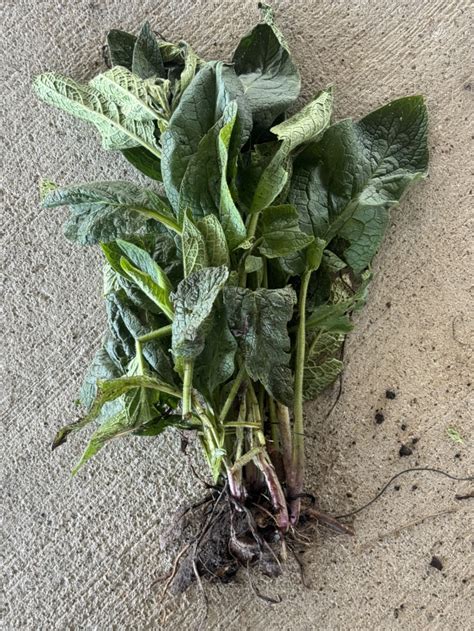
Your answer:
[171,266,229,360]
[33,73,161,155]
[289,96,429,272]
[224,286,297,404]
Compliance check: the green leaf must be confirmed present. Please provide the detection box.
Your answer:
[194,299,237,399]
[249,139,292,213]
[107,291,176,384]
[216,104,247,248]
[224,286,297,404]
[244,255,263,274]
[42,181,178,244]
[79,341,124,413]
[270,87,333,151]
[306,273,371,332]
[181,212,209,277]
[53,374,180,450]
[71,406,181,474]
[33,73,161,156]
[132,22,165,79]
[237,142,279,210]
[90,66,162,120]
[197,215,230,267]
[259,205,314,258]
[171,266,229,361]
[232,17,300,129]
[289,95,429,272]
[161,62,251,211]
[121,146,162,180]
[119,257,173,319]
[106,29,136,69]
[116,239,172,294]
[249,88,333,214]
[303,332,344,400]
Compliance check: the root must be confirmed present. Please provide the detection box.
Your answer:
[158,483,354,598]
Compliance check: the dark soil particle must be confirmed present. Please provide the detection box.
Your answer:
[411,437,419,445]
[394,485,401,491]
[399,444,413,457]
[385,389,396,399]
[401,424,407,431]
[430,556,443,571]
[412,484,418,491]
[375,411,385,424]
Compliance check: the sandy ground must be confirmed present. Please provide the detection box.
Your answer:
[1,0,473,629]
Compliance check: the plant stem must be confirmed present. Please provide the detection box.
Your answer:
[135,340,146,374]
[289,268,311,524]
[182,359,193,418]
[276,402,292,485]
[247,212,260,241]
[218,364,246,423]
[268,396,280,451]
[133,207,182,234]
[137,324,172,344]
[255,452,289,532]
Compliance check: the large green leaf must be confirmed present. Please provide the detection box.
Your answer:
[132,22,165,79]
[194,299,237,400]
[181,212,209,277]
[107,29,136,69]
[42,181,178,244]
[161,62,251,211]
[53,374,179,450]
[119,258,173,319]
[197,215,230,267]
[289,95,429,272]
[116,239,172,294]
[248,88,333,213]
[121,146,162,180]
[171,266,229,361]
[270,87,333,150]
[259,204,314,258]
[224,286,297,404]
[232,12,300,129]
[90,66,162,120]
[177,100,246,248]
[33,73,161,156]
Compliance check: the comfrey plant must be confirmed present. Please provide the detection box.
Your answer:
[34,5,428,585]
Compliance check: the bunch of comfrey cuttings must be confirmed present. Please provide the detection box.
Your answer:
[34,4,428,586]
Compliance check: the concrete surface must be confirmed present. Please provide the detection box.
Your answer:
[1,0,473,629]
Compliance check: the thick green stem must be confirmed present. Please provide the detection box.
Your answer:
[288,269,311,524]
[182,359,194,418]
[218,364,246,423]
[276,402,292,485]
[137,324,172,344]
[133,207,182,234]
[135,340,146,374]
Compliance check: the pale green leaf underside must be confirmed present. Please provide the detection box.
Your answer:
[90,65,161,120]
[34,72,161,156]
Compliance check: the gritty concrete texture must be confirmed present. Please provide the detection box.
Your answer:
[1,0,473,629]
